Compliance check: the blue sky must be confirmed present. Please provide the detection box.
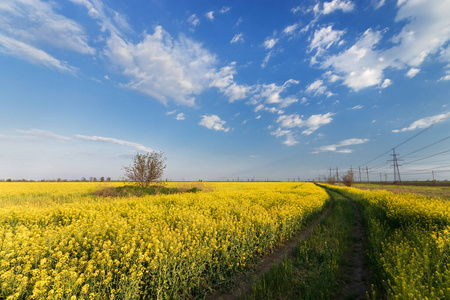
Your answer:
[1,0,449,181]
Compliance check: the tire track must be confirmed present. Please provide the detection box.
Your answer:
[207,200,334,300]
[332,191,371,300]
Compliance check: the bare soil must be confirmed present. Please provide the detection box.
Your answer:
[207,201,334,300]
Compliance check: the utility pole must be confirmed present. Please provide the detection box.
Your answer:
[432,170,435,182]
[359,166,362,183]
[336,167,339,182]
[366,166,370,183]
[385,173,387,183]
[379,173,382,183]
[329,168,332,180]
[388,148,402,184]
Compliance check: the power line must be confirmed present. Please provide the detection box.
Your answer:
[394,113,450,149]
[404,148,450,165]
[400,135,450,159]
[359,111,450,167]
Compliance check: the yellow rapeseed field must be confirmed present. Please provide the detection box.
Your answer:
[330,185,450,299]
[0,182,329,299]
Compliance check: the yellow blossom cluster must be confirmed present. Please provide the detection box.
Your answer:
[329,185,450,299]
[0,182,329,299]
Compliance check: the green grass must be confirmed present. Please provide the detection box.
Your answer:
[335,187,450,299]
[354,183,450,200]
[244,189,355,299]
[92,184,200,197]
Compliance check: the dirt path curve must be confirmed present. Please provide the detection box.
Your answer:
[207,200,334,300]
[334,201,371,300]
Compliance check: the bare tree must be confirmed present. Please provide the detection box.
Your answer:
[341,170,354,187]
[327,176,336,185]
[123,152,167,187]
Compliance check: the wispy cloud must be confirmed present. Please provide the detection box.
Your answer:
[205,11,214,20]
[7,129,72,141]
[392,113,450,133]
[263,37,278,50]
[0,0,94,54]
[270,128,299,146]
[176,113,186,120]
[209,62,250,102]
[75,134,154,152]
[230,33,244,44]
[283,23,300,35]
[188,14,200,28]
[0,0,95,73]
[317,0,450,92]
[105,26,216,106]
[0,34,76,73]
[305,79,327,96]
[199,115,230,132]
[406,68,420,78]
[322,0,355,15]
[219,6,231,14]
[276,113,334,136]
[308,25,345,63]
[314,138,369,153]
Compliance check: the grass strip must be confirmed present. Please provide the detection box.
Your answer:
[244,188,354,299]
[332,186,450,299]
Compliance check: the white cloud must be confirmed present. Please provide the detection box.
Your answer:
[0,0,96,72]
[392,113,450,133]
[75,135,154,152]
[306,79,327,96]
[230,33,244,44]
[350,105,363,110]
[381,78,392,88]
[188,14,200,27]
[309,25,345,61]
[261,51,274,68]
[440,74,450,81]
[69,0,130,36]
[384,0,450,68]
[105,26,216,106]
[283,23,300,35]
[254,104,264,112]
[252,79,300,108]
[321,29,385,91]
[219,6,231,13]
[276,112,334,135]
[291,6,302,14]
[315,138,369,153]
[0,33,75,73]
[323,71,341,83]
[263,38,278,50]
[166,110,176,115]
[373,0,386,9]
[210,64,299,108]
[0,0,94,54]
[283,135,299,146]
[199,115,230,132]
[270,128,299,146]
[322,0,355,14]
[176,113,186,120]
[205,11,214,20]
[318,0,450,92]
[15,129,71,141]
[406,68,420,78]
[209,63,250,102]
